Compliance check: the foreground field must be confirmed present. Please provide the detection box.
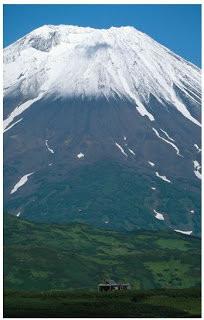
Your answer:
[4,288,201,318]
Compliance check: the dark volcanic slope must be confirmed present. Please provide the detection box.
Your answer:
[4,96,201,235]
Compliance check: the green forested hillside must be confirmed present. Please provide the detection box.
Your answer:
[5,163,201,234]
[4,213,201,291]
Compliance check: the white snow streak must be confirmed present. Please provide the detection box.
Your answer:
[174,230,192,235]
[193,160,201,169]
[45,140,54,153]
[118,71,155,121]
[193,160,202,180]
[77,152,84,158]
[152,128,183,157]
[153,209,164,221]
[128,148,135,155]
[10,172,34,194]
[148,161,155,167]
[155,172,172,183]
[176,83,201,105]
[115,142,128,157]
[160,129,175,142]
[194,144,201,153]
[3,118,23,133]
[4,93,44,131]
[194,171,201,180]
[169,91,201,127]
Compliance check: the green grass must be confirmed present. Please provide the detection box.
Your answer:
[4,213,201,291]
[4,288,201,318]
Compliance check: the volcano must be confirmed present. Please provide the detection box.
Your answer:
[3,25,201,235]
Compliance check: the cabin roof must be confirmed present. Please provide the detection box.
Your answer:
[104,279,117,284]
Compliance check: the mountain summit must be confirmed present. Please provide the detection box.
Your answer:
[3,25,201,234]
[4,25,201,127]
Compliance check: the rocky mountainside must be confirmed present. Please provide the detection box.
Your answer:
[3,25,201,234]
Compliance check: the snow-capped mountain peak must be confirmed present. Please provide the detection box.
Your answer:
[4,25,201,128]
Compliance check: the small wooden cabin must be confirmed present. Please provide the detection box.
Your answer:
[98,278,132,292]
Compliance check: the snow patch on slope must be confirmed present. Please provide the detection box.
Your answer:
[128,148,135,155]
[152,128,183,157]
[117,70,155,121]
[148,161,155,167]
[155,172,172,183]
[174,230,192,235]
[193,160,201,180]
[77,152,84,158]
[4,93,44,131]
[153,209,164,220]
[115,142,128,157]
[10,172,34,194]
[45,140,54,153]
[160,128,175,142]
[3,118,23,133]
[168,90,201,127]
[194,144,201,153]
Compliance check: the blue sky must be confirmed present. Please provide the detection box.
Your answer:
[3,4,201,67]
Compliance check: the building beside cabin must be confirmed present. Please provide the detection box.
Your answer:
[98,278,132,291]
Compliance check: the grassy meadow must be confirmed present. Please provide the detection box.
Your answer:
[4,288,201,318]
[4,213,201,317]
